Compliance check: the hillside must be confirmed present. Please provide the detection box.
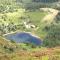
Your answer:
[0,0,60,60]
[0,37,60,60]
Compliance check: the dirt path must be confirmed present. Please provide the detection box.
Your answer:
[41,8,59,23]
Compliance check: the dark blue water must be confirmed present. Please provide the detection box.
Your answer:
[4,32,42,45]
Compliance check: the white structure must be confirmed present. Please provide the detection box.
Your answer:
[23,21,36,29]
[24,21,31,28]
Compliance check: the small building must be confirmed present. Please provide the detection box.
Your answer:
[23,20,36,29]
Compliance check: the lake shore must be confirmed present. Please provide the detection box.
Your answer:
[3,30,42,40]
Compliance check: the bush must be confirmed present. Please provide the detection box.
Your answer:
[43,23,60,47]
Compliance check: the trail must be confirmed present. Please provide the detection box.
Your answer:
[41,8,59,23]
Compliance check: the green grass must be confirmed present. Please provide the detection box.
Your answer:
[26,11,47,25]
[42,56,49,60]
[25,11,48,39]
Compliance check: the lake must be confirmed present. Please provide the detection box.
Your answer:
[4,32,42,45]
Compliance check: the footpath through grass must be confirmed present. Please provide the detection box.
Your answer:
[25,11,48,39]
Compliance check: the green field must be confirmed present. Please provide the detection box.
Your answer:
[25,11,48,38]
[26,11,47,25]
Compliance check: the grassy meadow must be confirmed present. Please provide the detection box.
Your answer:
[25,11,48,38]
